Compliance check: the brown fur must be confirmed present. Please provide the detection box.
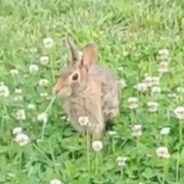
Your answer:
[53,38,120,141]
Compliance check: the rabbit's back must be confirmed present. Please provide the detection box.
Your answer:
[89,66,120,120]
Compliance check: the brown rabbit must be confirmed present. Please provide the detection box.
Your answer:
[53,38,120,141]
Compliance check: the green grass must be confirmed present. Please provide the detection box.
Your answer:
[1,0,184,183]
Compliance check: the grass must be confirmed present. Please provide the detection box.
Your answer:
[1,0,184,183]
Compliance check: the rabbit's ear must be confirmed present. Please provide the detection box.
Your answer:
[82,43,97,69]
[66,37,79,64]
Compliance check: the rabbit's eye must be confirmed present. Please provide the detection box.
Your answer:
[72,73,79,81]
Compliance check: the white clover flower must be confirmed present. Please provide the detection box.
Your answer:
[49,179,63,184]
[160,127,170,135]
[119,80,127,89]
[107,130,118,136]
[144,76,153,88]
[14,133,30,146]
[9,69,19,76]
[158,48,169,61]
[174,106,184,120]
[14,95,23,101]
[78,116,90,126]
[176,87,184,94]
[168,93,177,99]
[29,64,39,74]
[0,83,10,97]
[15,88,22,94]
[40,92,48,97]
[43,37,54,49]
[38,79,49,87]
[12,127,22,136]
[14,88,23,101]
[132,124,142,137]
[134,82,148,93]
[127,97,138,109]
[116,156,128,167]
[158,48,169,56]
[151,77,160,86]
[144,76,160,88]
[158,61,169,74]
[39,56,49,66]
[37,112,48,124]
[147,101,159,112]
[27,103,36,110]
[16,109,26,121]
[151,86,161,95]
[92,140,103,152]
[156,146,171,159]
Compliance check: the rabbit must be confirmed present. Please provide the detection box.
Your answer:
[53,38,120,141]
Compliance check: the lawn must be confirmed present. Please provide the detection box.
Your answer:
[1,0,184,183]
